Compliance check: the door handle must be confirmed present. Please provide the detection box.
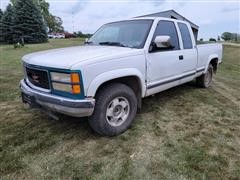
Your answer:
[179,55,184,60]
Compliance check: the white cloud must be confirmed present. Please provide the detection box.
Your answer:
[49,0,196,33]
[1,0,239,39]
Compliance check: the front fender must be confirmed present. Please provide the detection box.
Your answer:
[87,68,146,97]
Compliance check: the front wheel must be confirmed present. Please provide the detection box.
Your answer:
[89,83,137,136]
[196,64,214,88]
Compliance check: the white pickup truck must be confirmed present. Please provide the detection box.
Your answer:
[20,17,223,136]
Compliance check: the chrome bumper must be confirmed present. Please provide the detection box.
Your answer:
[20,79,95,117]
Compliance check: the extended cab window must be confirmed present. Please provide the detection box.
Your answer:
[153,21,180,51]
[178,22,193,49]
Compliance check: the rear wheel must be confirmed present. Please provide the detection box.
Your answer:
[196,64,213,88]
[89,83,137,136]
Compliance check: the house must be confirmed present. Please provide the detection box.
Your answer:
[137,10,199,41]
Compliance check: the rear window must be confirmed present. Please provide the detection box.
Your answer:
[178,23,193,49]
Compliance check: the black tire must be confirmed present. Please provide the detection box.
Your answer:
[89,83,137,136]
[196,64,214,88]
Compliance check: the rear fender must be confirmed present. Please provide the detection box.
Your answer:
[204,54,219,73]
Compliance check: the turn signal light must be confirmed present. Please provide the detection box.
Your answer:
[72,84,81,94]
[71,73,80,83]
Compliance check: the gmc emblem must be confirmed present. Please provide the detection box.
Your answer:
[31,74,40,83]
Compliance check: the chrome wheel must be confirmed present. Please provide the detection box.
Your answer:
[106,97,130,127]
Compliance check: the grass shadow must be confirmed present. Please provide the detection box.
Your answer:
[141,80,197,114]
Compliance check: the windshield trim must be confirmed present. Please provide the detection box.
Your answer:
[88,19,154,49]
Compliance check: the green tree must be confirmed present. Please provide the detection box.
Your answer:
[34,0,63,32]
[209,38,216,42]
[221,32,232,41]
[0,9,3,42]
[0,4,14,43]
[47,15,64,32]
[11,0,64,33]
[13,0,47,43]
[0,9,3,20]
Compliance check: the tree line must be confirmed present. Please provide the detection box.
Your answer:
[73,31,92,38]
[221,32,240,42]
[0,0,64,44]
[199,32,240,43]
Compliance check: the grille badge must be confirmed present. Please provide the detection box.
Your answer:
[31,73,40,83]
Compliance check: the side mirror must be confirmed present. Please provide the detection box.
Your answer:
[154,35,173,49]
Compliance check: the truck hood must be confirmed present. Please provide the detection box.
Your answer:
[22,45,142,69]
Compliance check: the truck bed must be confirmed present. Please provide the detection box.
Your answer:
[197,43,223,69]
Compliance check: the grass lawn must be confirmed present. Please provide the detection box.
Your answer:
[0,39,240,179]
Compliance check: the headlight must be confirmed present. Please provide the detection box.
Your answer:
[50,72,71,83]
[52,82,72,93]
[50,72,81,94]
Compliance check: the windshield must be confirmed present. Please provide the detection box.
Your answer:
[88,20,153,48]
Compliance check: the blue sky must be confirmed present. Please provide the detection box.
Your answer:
[1,0,239,40]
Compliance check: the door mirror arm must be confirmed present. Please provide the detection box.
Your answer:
[149,35,175,53]
[149,42,156,53]
[149,40,175,53]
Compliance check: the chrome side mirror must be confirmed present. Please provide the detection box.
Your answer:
[154,35,173,49]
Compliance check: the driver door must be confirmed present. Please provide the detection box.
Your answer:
[145,20,183,96]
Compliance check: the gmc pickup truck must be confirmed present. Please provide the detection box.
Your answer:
[20,17,223,136]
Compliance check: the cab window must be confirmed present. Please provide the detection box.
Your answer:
[152,20,180,51]
[177,22,193,49]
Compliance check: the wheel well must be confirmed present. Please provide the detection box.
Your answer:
[95,76,142,109]
[210,58,218,73]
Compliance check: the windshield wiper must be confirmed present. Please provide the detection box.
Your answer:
[99,41,128,47]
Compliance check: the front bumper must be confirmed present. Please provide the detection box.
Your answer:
[20,79,95,117]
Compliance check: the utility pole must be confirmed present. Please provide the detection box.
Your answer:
[72,11,75,33]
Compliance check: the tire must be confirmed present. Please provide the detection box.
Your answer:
[89,83,138,136]
[196,64,214,88]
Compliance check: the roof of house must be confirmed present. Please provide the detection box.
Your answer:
[137,10,199,30]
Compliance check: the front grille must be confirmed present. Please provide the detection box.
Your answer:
[26,67,50,89]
